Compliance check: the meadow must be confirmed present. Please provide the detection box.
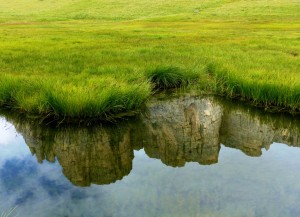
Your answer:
[0,0,299,121]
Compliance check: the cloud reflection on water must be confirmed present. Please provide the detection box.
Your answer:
[1,95,300,217]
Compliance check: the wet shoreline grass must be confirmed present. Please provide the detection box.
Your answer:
[0,0,299,122]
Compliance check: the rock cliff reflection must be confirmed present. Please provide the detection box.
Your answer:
[3,95,300,186]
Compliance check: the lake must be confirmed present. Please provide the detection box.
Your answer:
[0,94,300,217]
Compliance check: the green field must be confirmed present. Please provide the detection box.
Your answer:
[0,0,299,121]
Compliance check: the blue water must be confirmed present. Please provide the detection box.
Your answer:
[1,120,300,217]
[0,96,300,217]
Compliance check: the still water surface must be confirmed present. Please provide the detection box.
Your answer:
[0,95,300,217]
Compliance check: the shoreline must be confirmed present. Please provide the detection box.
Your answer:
[0,89,299,126]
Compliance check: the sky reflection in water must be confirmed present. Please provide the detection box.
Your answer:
[0,96,300,217]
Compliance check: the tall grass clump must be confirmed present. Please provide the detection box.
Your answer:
[41,79,152,120]
[0,75,45,113]
[207,63,300,113]
[0,74,152,122]
[147,66,198,90]
[0,75,19,106]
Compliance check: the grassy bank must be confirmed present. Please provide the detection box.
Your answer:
[0,0,299,121]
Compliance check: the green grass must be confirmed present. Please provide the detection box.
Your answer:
[147,66,197,90]
[0,0,299,121]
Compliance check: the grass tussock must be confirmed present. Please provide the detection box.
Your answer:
[207,63,300,113]
[147,67,197,90]
[0,74,152,121]
[43,81,151,119]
